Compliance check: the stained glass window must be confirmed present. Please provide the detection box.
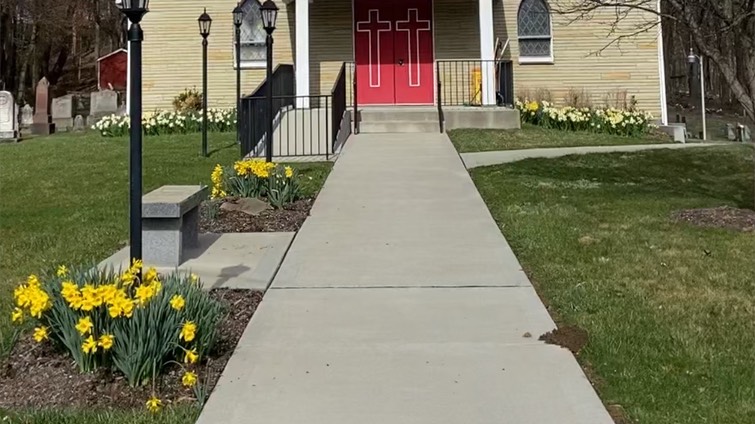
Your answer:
[237,0,267,66]
[517,0,552,59]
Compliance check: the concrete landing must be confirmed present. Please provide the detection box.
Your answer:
[100,232,294,291]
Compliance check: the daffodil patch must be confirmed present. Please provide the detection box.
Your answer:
[0,289,262,412]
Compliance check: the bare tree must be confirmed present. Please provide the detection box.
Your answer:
[0,0,122,104]
[552,0,755,120]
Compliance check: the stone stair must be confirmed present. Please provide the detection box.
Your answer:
[358,107,441,134]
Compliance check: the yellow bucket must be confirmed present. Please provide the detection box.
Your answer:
[471,67,482,106]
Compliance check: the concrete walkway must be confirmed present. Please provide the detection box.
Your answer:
[197,133,614,424]
[461,142,723,168]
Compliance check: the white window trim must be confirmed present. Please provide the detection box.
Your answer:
[517,0,554,64]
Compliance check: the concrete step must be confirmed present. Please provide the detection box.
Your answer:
[359,108,439,122]
[359,121,441,134]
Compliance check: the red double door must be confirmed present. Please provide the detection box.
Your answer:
[355,0,434,105]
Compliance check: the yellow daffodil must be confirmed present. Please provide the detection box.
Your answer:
[190,274,199,284]
[56,265,69,277]
[27,274,41,287]
[135,282,160,306]
[98,284,119,304]
[130,258,143,273]
[284,166,294,178]
[98,334,115,350]
[11,307,23,324]
[170,295,186,311]
[146,396,163,413]
[108,303,124,318]
[15,281,52,318]
[180,321,197,342]
[182,371,198,387]
[121,270,136,285]
[61,281,79,300]
[184,348,199,364]
[33,326,49,343]
[82,335,98,354]
[144,267,159,284]
[75,316,94,335]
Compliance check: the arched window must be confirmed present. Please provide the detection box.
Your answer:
[517,0,552,61]
[237,0,267,68]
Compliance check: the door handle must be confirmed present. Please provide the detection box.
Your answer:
[398,59,404,66]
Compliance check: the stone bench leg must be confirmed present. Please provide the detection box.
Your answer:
[143,217,184,267]
[181,207,200,249]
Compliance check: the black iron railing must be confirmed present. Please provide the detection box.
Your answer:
[435,59,515,132]
[331,62,351,153]
[351,61,359,134]
[240,62,353,159]
[240,64,295,157]
[243,94,337,158]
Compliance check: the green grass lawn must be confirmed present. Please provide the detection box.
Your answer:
[0,131,332,423]
[472,145,754,424]
[449,124,672,153]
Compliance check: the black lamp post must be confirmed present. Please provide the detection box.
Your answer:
[260,0,278,162]
[198,8,212,157]
[232,4,243,151]
[116,0,149,275]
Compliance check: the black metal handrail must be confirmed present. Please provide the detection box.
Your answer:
[331,62,351,153]
[240,64,295,157]
[435,59,515,133]
[352,62,359,134]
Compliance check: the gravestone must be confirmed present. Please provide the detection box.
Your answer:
[726,123,737,141]
[73,94,91,118]
[0,91,18,142]
[73,115,85,132]
[90,90,118,120]
[20,104,33,128]
[738,124,751,142]
[30,77,55,135]
[52,95,74,132]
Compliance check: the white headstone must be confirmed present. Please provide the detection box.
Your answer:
[90,90,119,119]
[73,115,85,132]
[0,91,18,141]
[21,105,33,128]
[52,95,74,132]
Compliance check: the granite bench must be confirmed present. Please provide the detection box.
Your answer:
[142,185,208,267]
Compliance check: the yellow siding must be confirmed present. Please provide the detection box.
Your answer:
[309,0,353,98]
[140,0,662,116]
[142,0,294,110]
[501,0,662,116]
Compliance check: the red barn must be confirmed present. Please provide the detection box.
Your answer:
[97,49,127,91]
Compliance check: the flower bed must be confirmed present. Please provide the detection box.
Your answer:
[515,100,654,137]
[92,109,236,137]
[199,158,317,233]
[1,262,258,413]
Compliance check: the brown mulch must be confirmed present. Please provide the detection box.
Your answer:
[539,325,589,354]
[672,206,755,232]
[199,198,314,233]
[0,289,263,411]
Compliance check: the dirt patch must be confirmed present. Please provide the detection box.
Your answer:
[0,289,262,411]
[672,206,755,232]
[539,325,589,354]
[606,404,632,424]
[199,198,314,233]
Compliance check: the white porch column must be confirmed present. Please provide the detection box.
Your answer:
[295,0,310,108]
[478,0,496,106]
